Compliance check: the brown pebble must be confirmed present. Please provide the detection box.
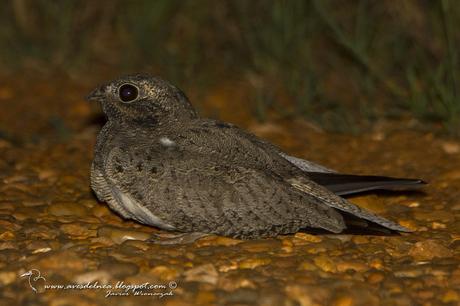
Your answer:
[37,250,96,271]
[281,243,294,253]
[89,237,115,248]
[441,141,460,154]
[369,258,384,270]
[293,233,322,243]
[413,211,454,223]
[3,175,29,184]
[150,265,180,281]
[298,261,317,271]
[0,271,16,285]
[238,258,271,269]
[367,272,385,284]
[78,199,96,209]
[431,222,446,229]
[196,290,217,305]
[91,205,112,218]
[26,240,52,252]
[440,169,460,180]
[99,259,139,278]
[352,236,369,244]
[195,235,241,247]
[336,261,368,273]
[22,200,46,207]
[0,241,16,250]
[285,285,329,306]
[418,290,435,299]
[31,247,52,254]
[11,212,29,221]
[48,202,88,217]
[409,240,454,260]
[184,264,218,285]
[74,270,111,284]
[333,296,353,306]
[24,225,59,240]
[442,290,459,303]
[0,202,14,211]
[350,195,386,213]
[0,231,15,240]
[394,268,424,278]
[0,220,21,230]
[0,139,11,148]
[398,220,419,231]
[314,255,337,273]
[217,262,238,273]
[97,226,150,244]
[37,169,57,181]
[238,240,281,252]
[122,240,151,251]
[218,276,257,291]
[60,223,95,238]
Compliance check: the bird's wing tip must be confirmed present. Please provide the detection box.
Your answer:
[403,178,427,185]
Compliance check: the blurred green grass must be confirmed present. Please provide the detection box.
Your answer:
[0,0,459,135]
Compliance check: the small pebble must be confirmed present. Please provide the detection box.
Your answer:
[91,205,112,218]
[48,202,88,217]
[333,296,353,306]
[409,240,454,260]
[0,271,16,285]
[442,290,459,303]
[336,261,368,273]
[60,222,95,238]
[0,231,15,240]
[441,141,460,154]
[99,259,139,279]
[184,264,218,285]
[314,256,337,273]
[74,270,111,284]
[238,258,271,269]
[150,265,180,281]
[97,226,150,244]
[367,272,385,284]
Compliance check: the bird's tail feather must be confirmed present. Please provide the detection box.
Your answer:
[307,172,426,196]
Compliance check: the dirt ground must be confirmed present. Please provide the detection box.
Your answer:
[0,78,459,305]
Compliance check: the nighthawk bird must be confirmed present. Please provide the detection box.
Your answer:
[87,74,425,241]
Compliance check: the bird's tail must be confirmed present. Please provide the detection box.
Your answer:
[307,172,426,196]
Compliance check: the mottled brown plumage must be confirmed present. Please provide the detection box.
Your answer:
[88,74,419,239]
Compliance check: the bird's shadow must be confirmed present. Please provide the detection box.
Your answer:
[344,188,427,198]
[299,227,401,236]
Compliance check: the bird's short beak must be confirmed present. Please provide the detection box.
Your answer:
[86,85,106,102]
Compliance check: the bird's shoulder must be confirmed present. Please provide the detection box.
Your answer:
[170,118,281,153]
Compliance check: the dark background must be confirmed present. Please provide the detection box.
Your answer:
[0,0,459,137]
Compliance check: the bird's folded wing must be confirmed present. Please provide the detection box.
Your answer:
[287,176,411,232]
[279,153,335,173]
[174,119,297,171]
[104,147,346,238]
[174,121,411,231]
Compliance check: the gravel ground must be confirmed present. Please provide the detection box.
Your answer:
[0,80,459,305]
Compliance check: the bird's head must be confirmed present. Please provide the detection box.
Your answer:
[86,74,197,126]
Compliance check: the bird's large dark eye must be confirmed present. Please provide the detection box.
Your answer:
[118,84,139,103]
